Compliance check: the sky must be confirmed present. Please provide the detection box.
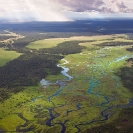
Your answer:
[0,0,133,22]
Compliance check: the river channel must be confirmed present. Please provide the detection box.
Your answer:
[17,54,133,133]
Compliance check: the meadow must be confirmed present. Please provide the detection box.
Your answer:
[0,34,133,133]
[0,48,21,66]
[27,34,128,50]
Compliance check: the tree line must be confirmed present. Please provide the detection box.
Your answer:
[0,53,63,88]
[96,41,133,47]
[39,41,86,55]
[0,40,86,91]
[115,58,133,92]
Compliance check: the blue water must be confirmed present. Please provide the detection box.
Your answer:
[112,76,119,87]
[58,120,68,133]
[79,54,133,132]
[88,82,95,94]
[32,96,44,102]
[57,64,73,81]
[46,103,68,133]
[100,96,110,107]
[45,60,75,132]
[46,108,57,126]
[88,78,100,94]
[102,70,107,76]
[48,86,64,102]
[100,106,114,121]
[43,54,133,132]
[115,55,128,62]
[66,103,82,116]
[48,61,73,102]
[117,98,133,108]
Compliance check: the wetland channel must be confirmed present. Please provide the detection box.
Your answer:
[17,55,133,133]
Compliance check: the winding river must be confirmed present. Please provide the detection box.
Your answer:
[46,59,73,133]
[46,56,133,133]
[48,59,73,102]
[17,54,133,133]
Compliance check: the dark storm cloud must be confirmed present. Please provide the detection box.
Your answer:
[54,0,104,12]
[53,0,133,13]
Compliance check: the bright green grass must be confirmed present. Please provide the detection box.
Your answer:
[27,39,66,49]
[0,48,21,66]
[46,73,66,82]
[0,35,133,132]
[27,34,127,50]
[79,38,133,47]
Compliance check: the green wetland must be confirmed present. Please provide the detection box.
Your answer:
[0,32,133,133]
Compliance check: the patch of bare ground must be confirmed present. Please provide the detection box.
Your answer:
[127,61,133,67]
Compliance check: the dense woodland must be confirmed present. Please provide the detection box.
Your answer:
[126,46,133,52]
[116,58,133,92]
[0,32,93,48]
[0,54,63,88]
[0,20,133,99]
[96,41,133,47]
[85,107,133,133]
[0,40,86,91]
[0,29,87,101]
[38,41,86,55]
[0,20,133,132]
[1,19,133,48]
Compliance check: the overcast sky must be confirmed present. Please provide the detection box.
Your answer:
[0,0,133,22]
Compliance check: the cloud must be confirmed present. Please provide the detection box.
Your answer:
[52,0,104,12]
[53,0,133,13]
[101,0,133,13]
[0,0,70,22]
[0,0,133,22]
[25,0,70,21]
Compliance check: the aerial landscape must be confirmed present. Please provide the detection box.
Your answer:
[0,0,133,133]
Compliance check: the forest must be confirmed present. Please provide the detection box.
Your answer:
[0,32,92,48]
[126,46,133,52]
[96,41,133,47]
[0,53,63,88]
[38,41,86,55]
[0,21,133,132]
[0,40,86,94]
[116,58,133,92]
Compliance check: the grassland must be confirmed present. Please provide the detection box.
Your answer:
[0,34,133,132]
[27,39,66,49]
[0,48,21,66]
[27,34,128,49]
[0,30,24,66]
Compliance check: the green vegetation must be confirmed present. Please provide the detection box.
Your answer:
[38,41,86,55]
[85,107,133,133]
[116,58,133,92]
[26,34,129,50]
[0,48,21,66]
[27,38,66,49]
[126,46,133,52]
[96,41,133,46]
[0,54,63,88]
[0,34,133,132]
[0,40,86,90]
